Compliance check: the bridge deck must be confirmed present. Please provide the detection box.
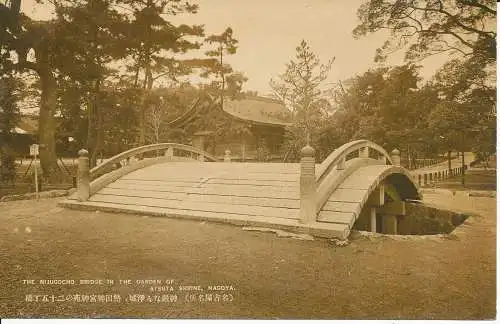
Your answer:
[61,162,353,238]
[58,141,462,239]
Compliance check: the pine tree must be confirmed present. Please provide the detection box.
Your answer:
[204,27,239,109]
[119,0,204,146]
[270,40,334,160]
[0,75,21,183]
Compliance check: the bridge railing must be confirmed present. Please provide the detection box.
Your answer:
[411,165,468,187]
[401,157,448,170]
[76,143,217,201]
[89,143,217,180]
[299,140,401,225]
[315,140,394,185]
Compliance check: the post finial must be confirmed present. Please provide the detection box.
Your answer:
[224,150,231,163]
[300,145,315,158]
[390,148,401,166]
[78,149,89,157]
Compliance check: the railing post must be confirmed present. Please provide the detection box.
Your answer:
[379,153,387,165]
[359,146,369,159]
[337,156,346,170]
[224,150,231,163]
[165,147,173,160]
[77,149,90,202]
[390,149,400,166]
[299,145,317,224]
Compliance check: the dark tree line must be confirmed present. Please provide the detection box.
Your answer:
[270,0,495,163]
[0,0,496,180]
[0,0,247,176]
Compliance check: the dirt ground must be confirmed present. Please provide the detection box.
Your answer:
[0,191,496,319]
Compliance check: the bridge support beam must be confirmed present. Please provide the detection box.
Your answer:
[367,183,385,233]
[377,201,405,235]
[384,215,398,235]
[299,145,317,224]
[370,208,377,233]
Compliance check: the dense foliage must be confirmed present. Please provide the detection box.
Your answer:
[0,0,495,175]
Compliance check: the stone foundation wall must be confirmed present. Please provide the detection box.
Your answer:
[352,202,468,235]
[397,203,468,235]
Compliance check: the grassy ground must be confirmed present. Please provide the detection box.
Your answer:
[0,190,495,319]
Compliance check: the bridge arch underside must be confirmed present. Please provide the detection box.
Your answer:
[318,165,420,237]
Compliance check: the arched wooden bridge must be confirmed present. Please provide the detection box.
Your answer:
[59,140,421,240]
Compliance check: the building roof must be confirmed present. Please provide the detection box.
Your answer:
[223,96,293,127]
[0,115,38,135]
[16,116,38,135]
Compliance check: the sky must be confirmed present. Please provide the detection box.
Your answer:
[20,0,453,96]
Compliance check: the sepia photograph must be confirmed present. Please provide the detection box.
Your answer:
[0,0,497,320]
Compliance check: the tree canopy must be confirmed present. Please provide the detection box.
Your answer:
[353,0,496,63]
[270,40,335,161]
[353,0,496,163]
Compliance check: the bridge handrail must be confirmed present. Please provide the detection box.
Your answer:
[89,143,217,180]
[316,139,393,184]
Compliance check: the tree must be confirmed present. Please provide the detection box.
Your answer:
[427,57,496,165]
[144,94,166,144]
[204,27,239,108]
[325,64,441,164]
[354,0,496,166]
[177,28,247,155]
[353,0,496,63]
[0,75,22,183]
[1,0,123,174]
[270,40,334,160]
[54,0,130,167]
[119,0,204,146]
[3,12,61,177]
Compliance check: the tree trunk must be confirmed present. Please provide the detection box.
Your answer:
[138,53,152,147]
[86,91,94,164]
[89,79,102,168]
[220,51,224,111]
[138,1,153,148]
[37,52,58,178]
